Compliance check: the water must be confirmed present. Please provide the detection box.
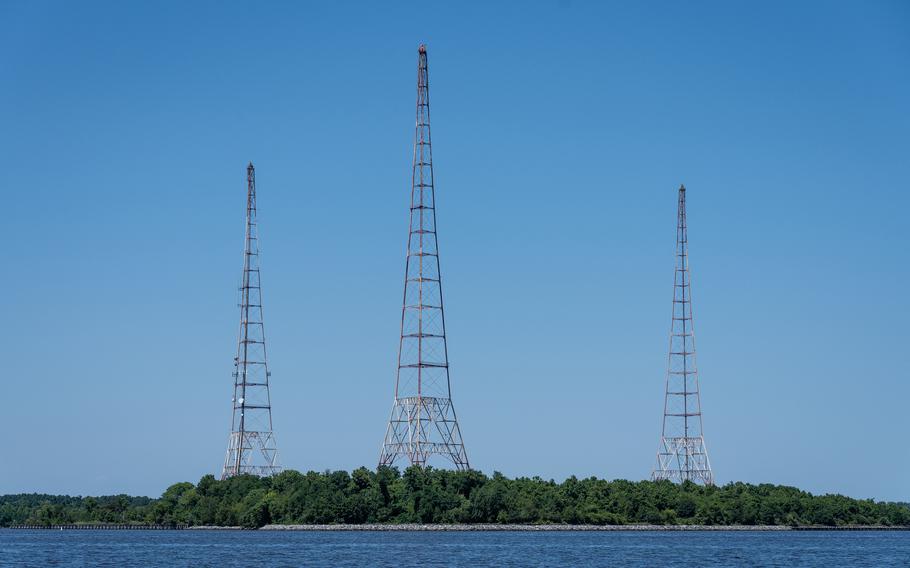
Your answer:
[0,530,908,567]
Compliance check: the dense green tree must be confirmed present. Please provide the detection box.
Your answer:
[2,470,908,528]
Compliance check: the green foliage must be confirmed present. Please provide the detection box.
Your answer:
[2,469,907,528]
[0,494,153,526]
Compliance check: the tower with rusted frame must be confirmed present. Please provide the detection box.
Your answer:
[221,162,282,479]
[379,45,470,470]
[652,184,714,485]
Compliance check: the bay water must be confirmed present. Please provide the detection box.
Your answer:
[0,529,908,567]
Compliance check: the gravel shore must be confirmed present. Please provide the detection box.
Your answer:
[260,524,793,531]
[185,526,244,530]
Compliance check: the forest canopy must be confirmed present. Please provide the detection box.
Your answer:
[3,467,908,529]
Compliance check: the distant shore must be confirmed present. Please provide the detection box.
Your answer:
[8,523,909,531]
[262,524,785,531]
[259,524,909,532]
[5,471,908,530]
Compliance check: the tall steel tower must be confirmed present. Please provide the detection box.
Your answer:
[221,162,282,479]
[652,184,714,485]
[379,45,470,470]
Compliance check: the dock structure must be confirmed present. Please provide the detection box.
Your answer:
[7,524,187,530]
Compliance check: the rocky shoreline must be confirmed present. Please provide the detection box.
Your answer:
[260,523,875,532]
[185,526,244,530]
[7,523,907,531]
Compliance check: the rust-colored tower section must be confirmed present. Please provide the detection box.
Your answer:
[378,45,469,470]
[652,184,714,485]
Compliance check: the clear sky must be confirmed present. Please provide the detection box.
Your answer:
[1,1,908,501]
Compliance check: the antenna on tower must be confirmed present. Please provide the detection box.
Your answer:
[652,184,714,485]
[221,162,282,479]
[378,45,470,470]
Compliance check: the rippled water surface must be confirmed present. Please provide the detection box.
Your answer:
[1,530,908,567]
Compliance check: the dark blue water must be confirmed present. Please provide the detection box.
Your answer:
[0,530,908,567]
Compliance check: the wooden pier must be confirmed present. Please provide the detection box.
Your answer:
[8,524,186,530]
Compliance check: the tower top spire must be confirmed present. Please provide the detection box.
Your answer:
[418,43,427,54]
[679,183,686,192]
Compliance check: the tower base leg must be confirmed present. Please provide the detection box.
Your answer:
[652,436,713,485]
[222,431,282,479]
[379,396,469,470]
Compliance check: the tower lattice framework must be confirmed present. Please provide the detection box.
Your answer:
[652,184,714,485]
[379,45,469,470]
[221,162,282,479]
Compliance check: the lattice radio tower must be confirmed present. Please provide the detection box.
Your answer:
[652,184,714,485]
[221,162,282,479]
[379,45,470,470]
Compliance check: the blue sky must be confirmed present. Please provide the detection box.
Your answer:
[1,1,908,501]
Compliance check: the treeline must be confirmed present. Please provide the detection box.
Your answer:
[0,493,154,526]
[3,468,908,528]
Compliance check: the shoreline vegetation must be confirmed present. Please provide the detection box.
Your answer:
[7,524,909,531]
[2,468,908,530]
